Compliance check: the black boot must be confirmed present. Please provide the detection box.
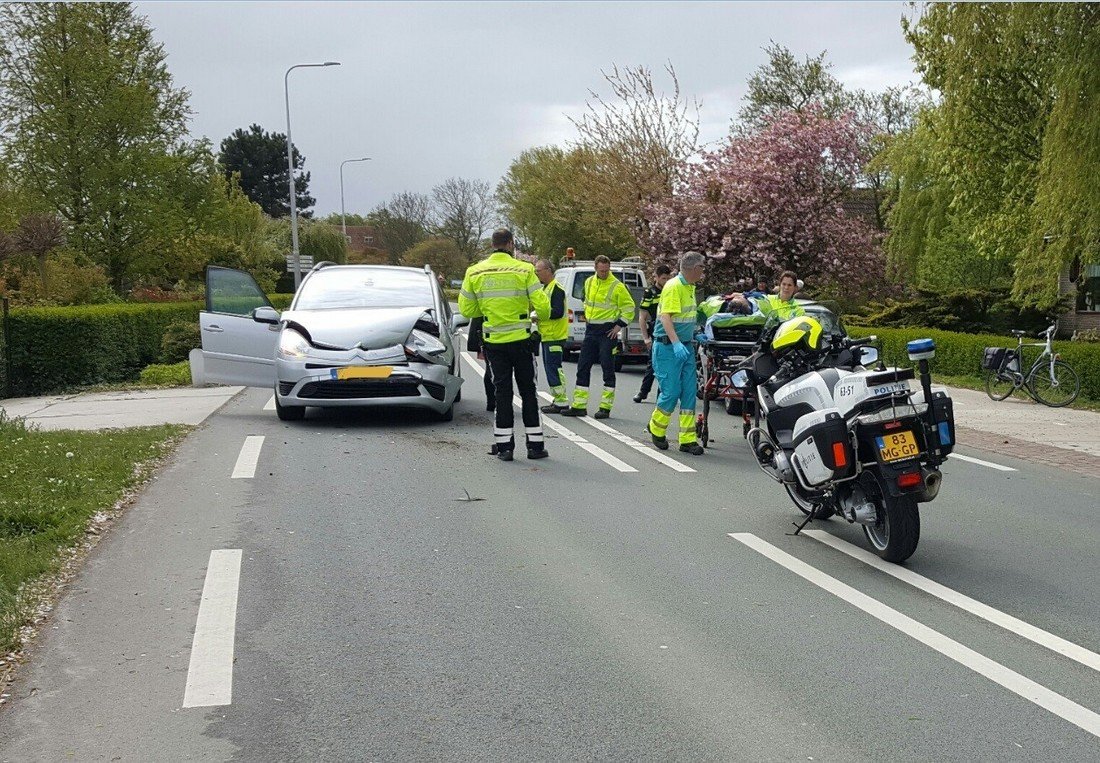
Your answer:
[679,441,705,455]
[561,407,586,417]
[527,443,549,460]
[647,426,669,450]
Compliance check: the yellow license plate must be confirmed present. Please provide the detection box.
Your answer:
[877,431,920,462]
[335,366,392,380]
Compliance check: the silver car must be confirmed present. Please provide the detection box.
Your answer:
[192,263,467,421]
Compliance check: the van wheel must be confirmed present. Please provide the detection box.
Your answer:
[274,392,305,422]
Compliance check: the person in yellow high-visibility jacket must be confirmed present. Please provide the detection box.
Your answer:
[459,229,550,461]
[534,259,571,413]
[562,255,636,419]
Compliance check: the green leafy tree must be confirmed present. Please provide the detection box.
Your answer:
[400,238,466,283]
[736,43,848,133]
[218,124,315,218]
[497,146,635,261]
[0,2,192,289]
[885,2,1100,309]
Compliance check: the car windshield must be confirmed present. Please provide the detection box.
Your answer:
[294,268,434,310]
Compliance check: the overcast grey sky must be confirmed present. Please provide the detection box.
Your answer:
[137,1,921,217]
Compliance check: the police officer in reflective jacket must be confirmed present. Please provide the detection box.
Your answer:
[458,229,551,461]
[562,255,636,419]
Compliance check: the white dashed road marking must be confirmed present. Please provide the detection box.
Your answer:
[183,549,243,708]
[805,530,1100,673]
[729,532,1100,740]
[950,453,1016,472]
[460,353,636,472]
[231,436,264,479]
[263,395,276,411]
[536,390,696,473]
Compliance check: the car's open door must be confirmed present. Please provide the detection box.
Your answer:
[195,266,280,388]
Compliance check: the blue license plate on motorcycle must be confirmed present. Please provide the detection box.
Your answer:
[876,431,920,462]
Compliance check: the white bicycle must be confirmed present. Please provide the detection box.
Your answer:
[982,324,1080,408]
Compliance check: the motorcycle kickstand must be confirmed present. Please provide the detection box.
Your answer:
[787,497,830,537]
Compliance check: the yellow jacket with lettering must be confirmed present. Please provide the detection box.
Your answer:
[459,251,550,344]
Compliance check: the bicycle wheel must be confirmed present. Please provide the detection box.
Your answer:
[1027,360,1080,407]
[984,369,1016,401]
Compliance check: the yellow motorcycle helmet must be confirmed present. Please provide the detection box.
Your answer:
[771,316,824,355]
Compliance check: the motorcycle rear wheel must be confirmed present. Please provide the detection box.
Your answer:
[863,488,920,563]
[784,484,835,520]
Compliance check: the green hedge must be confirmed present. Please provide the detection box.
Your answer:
[848,325,1100,401]
[4,294,293,397]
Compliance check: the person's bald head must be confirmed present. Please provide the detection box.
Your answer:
[535,259,554,285]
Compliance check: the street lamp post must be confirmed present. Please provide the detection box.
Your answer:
[340,157,371,241]
[285,61,340,290]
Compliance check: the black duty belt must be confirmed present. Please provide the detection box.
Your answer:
[655,336,694,345]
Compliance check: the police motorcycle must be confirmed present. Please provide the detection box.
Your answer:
[731,313,956,563]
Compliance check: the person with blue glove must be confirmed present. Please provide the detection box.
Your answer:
[646,251,707,455]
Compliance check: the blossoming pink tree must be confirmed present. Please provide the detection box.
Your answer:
[641,106,885,299]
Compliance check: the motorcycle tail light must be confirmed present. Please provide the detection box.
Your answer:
[832,441,848,469]
[897,472,923,489]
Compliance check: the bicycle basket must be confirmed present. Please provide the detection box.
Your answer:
[981,347,1008,371]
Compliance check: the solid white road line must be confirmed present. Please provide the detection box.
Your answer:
[263,395,276,411]
[950,453,1016,472]
[183,549,243,708]
[460,353,636,472]
[805,530,1100,674]
[537,390,696,473]
[728,533,1100,740]
[231,435,264,479]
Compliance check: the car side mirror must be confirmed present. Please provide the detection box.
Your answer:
[252,306,281,325]
[860,346,880,366]
[450,313,470,331]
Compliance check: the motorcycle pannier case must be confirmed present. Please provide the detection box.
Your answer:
[981,347,1007,371]
[791,408,857,486]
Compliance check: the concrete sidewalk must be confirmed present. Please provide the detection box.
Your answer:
[0,386,244,431]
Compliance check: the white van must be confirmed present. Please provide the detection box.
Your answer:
[553,256,649,369]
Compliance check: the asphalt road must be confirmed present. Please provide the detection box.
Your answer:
[2,356,1098,761]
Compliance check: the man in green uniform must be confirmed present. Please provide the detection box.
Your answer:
[534,259,570,414]
[562,255,636,419]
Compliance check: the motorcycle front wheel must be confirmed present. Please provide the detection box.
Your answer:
[784,484,835,520]
[862,482,920,563]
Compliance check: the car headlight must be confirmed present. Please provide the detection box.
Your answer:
[405,329,447,358]
[277,329,311,360]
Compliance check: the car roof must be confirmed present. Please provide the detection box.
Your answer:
[312,264,428,275]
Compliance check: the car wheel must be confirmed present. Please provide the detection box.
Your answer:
[274,392,305,422]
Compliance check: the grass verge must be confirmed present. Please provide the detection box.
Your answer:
[0,413,188,652]
[932,373,1100,413]
[138,361,192,387]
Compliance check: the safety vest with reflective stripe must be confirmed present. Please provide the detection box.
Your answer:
[652,274,697,343]
[458,251,550,344]
[757,294,804,321]
[540,279,569,341]
[582,272,636,324]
